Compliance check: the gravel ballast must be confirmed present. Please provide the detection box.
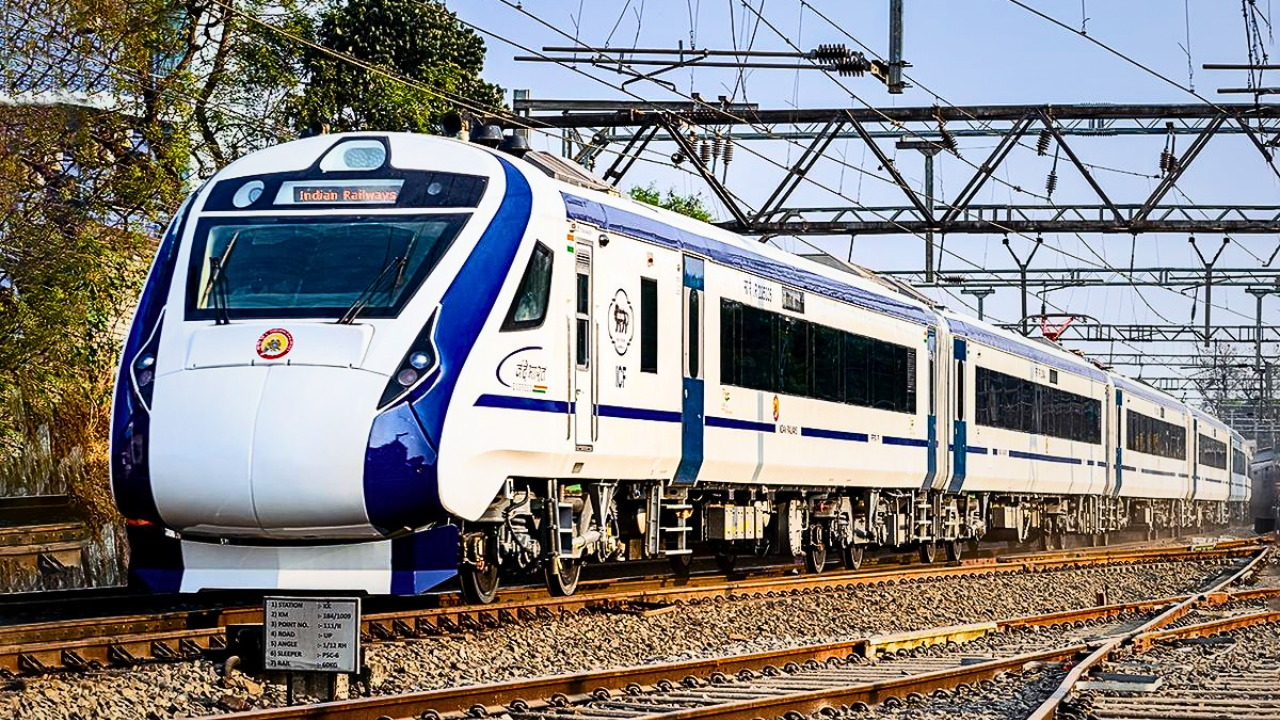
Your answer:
[0,558,1242,719]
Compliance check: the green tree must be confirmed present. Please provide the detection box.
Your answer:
[296,0,504,133]
[0,0,197,524]
[628,183,714,223]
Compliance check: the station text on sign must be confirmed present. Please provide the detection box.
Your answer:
[263,596,361,673]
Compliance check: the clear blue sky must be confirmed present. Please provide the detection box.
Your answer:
[452,0,1280,398]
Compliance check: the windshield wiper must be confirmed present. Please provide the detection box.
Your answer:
[338,225,426,325]
[201,230,240,326]
[338,254,406,325]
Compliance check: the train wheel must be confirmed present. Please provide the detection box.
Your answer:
[919,541,939,564]
[459,561,499,604]
[944,540,962,563]
[669,553,693,578]
[544,557,582,596]
[804,541,828,574]
[841,545,864,571]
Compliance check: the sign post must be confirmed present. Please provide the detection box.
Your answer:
[264,596,361,677]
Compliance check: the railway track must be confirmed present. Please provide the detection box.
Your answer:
[0,538,1263,679]
[203,548,1273,720]
[1023,549,1280,720]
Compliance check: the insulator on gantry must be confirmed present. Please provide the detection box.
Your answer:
[1036,129,1052,156]
[939,126,958,154]
[722,136,734,165]
[933,105,958,154]
[699,137,712,164]
[813,43,851,62]
[833,52,869,77]
[711,134,722,159]
[1045,169,1058,197]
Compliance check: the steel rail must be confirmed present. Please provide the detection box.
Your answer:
[214,561,1278,720]
[214,604,1159,720]
[1024,546,1272,720]
[0,540,1263,677]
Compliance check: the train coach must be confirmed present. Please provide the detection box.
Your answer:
[111,131,1250,602]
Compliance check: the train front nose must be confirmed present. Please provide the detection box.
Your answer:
[148,325,387,540]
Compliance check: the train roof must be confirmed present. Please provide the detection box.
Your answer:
[215,132,1219,428]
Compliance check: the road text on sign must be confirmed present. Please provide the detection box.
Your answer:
[263,596,361,673]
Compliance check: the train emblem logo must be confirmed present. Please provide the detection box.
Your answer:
[608,289,633,355]
[256,328,294,360]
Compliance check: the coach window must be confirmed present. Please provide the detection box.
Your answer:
[576,271,590,367]
[843,334,870,406]
[812,325,842,402]
[779,315,809,397]
[687,289,700,377]
[740,303,777,391]
[501,242,553,331]
[641,277,658,373]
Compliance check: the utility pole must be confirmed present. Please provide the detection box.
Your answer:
[1003,235,1043,335]
[887,0,905,94]
[961,287,996,321]
[1247,286,1279,448]
[1189,235,1230,348]
[897,139,942,283]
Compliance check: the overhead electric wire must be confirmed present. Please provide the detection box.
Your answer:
[741,2,1199,331]
[477,0,1196,380]
[207,0,736,199]
[794,1,1266,333]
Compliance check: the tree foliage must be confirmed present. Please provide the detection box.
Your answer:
[628,183,714,223]
[0,0,507,527]
[296,0,504,133]
[0,0,193,518]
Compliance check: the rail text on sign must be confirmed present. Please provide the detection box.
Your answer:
[263,596,361,673]
[275,179,403,205]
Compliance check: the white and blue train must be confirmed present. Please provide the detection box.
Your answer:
[111,131,1251,601]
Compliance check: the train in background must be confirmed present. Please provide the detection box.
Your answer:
[111,130,1252,603]
[1252,447,1278,533]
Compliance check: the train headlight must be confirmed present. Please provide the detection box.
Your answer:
[319,139,388,172]
[129,313,165,411]
[135,354,155,388]
[378,309,439,408]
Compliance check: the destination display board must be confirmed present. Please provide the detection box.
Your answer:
[274,179,403,205]
[263,596,361,673]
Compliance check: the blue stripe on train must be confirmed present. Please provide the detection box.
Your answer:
[363,158,532,536]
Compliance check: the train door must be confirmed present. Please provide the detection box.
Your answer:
[1190,416,1198,500]
[925,325,951,490]
[946,337,968,492]
[1112,389,1124,496]
[573,240,595,451]
[1102,386,1114,496]
[673,255,705,485]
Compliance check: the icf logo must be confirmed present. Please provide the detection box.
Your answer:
[608,289,633,355]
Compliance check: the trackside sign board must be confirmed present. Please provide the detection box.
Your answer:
[263,596,361,673]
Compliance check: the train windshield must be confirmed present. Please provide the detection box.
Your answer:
[186,214,468,320]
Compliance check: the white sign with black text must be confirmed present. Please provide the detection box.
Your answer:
[264,596,361,673]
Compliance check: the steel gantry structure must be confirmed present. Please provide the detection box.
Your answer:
[511,99,1280,237]
[506,97,1280,445]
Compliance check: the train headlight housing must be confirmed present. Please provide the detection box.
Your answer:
[129,311,165,411]
[319,139,388,172]
[379,309,439,408]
